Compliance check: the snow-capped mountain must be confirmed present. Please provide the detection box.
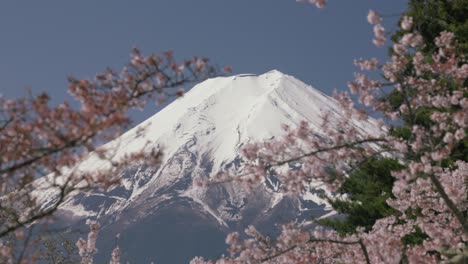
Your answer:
[37,70,381,263]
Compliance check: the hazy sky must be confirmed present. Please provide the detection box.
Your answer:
[0,0,407,124]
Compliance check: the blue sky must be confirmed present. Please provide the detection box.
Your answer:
[0,0,407,124]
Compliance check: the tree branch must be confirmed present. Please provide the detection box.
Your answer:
[261,238,370,264]
[428,172,468,233]
[266,138,387,169]
[0,178,70,238]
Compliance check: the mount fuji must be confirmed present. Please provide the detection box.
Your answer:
[36,70,381,263]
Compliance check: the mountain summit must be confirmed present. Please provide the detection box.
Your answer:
[39,70,380,263]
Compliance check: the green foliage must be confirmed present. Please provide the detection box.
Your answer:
[451,137,468,162]
[389,126,412,141]
[392,0,468,54]
[385,89,405,112]
[402,226,429,246]
[319,158,403,235]
[412,107,434,128]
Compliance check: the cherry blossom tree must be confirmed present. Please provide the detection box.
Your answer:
[0,48,225,263]
[193,1,467,263]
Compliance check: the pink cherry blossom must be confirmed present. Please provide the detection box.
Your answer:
[367,10,382,25]
[400,16,413,30]
[297,0,327,9]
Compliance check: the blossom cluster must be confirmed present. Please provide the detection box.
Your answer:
[76,220,100,264]
[296,0,327,9]
[367,10,386,47]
